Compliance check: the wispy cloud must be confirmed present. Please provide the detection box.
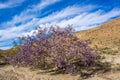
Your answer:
[1,6,120,42]
[1,0,60,28]
[54,8,120,31]
[36,8,120,31]
[36,5,95,23]
[0,5,95,41]
[0,0,25,9]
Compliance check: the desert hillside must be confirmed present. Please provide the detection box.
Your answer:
[75,18,120,50]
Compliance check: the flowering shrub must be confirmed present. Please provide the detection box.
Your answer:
[10,26,97,73]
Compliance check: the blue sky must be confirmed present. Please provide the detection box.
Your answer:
[0,0,120,50]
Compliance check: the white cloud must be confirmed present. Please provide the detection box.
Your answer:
[1,0,60,28]
[0,0,25,9]
[40,8,120,31]
[0,46,12,50]
[1,6,120,42]
[36,5,96,24]
[0,5,94,41]
[0,18,39,42]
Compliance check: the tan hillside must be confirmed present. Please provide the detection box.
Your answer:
[75,18,120,50]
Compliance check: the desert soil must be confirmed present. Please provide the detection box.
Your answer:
[0,65,120,80]
[0,53,120,80]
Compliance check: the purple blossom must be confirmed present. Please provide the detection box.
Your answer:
[10,26,97,73]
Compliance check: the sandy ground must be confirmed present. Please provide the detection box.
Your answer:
[0,65,80,80]
[0,65,120,80]
[0,53,120,80]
